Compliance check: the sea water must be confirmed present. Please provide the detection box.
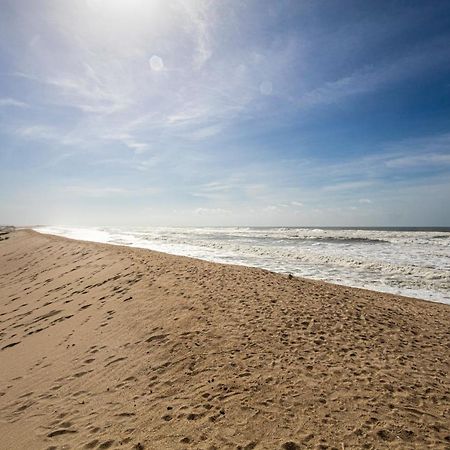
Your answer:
[34,226,450,304]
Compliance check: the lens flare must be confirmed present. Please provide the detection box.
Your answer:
[149,55,164,71]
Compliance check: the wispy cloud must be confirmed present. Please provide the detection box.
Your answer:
[34,68,131,115]
[385,153,450,168]
[17,125,57,140]
[195,207,230,215]
[101,132,149,154]
[323,180,375,192]
[299,38,450,107]
[62,185,159,198]
[63,185,129,197]
[178,0,212,69]
[188,124,223,141]
[15,124,81,146]
[0,97,28,108]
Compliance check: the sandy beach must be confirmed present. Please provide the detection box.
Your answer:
[0,229,449,449]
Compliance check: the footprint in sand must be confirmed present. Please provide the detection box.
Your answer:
[104,357,127,367]
[2,341,21,350]
[47,428,77,437]
[72,370,93,378]
[98,440,115,449]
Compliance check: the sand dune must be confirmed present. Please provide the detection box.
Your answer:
[0,229,449,449]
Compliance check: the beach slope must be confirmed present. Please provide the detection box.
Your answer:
[0,230,449,449]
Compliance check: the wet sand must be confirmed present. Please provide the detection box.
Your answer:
[0,229,449,449]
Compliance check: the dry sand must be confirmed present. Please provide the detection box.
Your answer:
[0,229,449,450]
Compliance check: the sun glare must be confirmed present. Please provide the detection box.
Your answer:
[86,0,145,14]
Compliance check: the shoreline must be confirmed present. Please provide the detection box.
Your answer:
[1,229,449,449]
[33,227,449,306]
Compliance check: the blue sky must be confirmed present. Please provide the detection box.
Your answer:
[1,0,450,226]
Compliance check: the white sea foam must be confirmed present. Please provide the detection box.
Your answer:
[34,226,450,304]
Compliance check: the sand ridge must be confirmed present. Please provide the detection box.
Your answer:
[0,229,449,449]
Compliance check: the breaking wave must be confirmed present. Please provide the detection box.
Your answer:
[34,226,450,304]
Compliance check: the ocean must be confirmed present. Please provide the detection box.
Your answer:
[34,226,450,304]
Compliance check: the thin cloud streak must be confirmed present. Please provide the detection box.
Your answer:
[0,97,28,108]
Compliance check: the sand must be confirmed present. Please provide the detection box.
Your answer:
[0,229,449,450]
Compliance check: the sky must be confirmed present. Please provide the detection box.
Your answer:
[1,0,450,227]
